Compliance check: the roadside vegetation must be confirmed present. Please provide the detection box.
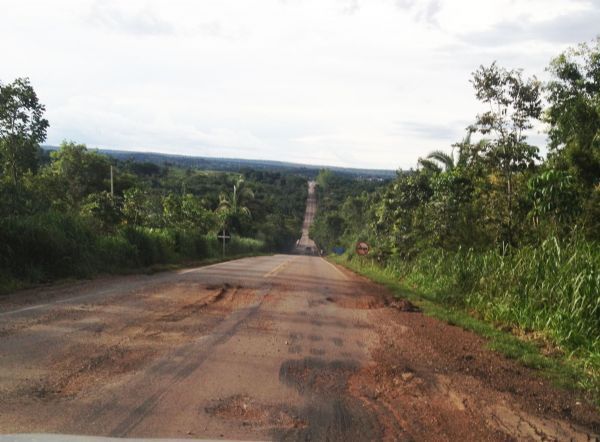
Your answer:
[0,81,307,290]
[312,39,600,400]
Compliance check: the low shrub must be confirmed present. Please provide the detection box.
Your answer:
[0,212,267,289]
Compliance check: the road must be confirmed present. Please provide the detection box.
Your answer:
[0,183,599,441]
[294,180,317,255]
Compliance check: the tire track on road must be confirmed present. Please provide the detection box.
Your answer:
[102,286,271,437]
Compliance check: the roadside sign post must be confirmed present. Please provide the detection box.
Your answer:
[218,229,231,258]
[356,241,370,256]
[356,241,369,268]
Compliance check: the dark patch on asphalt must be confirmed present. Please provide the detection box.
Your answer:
[279,358,359,396]
[275,357,382,441]
[308,334,322,342]
[331,337,343,347]
[389,299,421,312]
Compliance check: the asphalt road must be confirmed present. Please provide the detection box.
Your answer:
[0,182,598,441]
[0,254,380,440]
[294,180,317,255]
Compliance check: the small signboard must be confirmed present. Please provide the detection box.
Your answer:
[356,241,370,256]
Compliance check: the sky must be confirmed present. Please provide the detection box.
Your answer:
[1,0,598,170]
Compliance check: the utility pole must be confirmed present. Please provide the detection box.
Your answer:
[110,165,114,198]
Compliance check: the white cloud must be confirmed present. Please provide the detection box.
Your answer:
[87,0,175,35]
[0,0,596,169]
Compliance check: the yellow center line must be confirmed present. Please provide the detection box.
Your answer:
[263,257,297,278]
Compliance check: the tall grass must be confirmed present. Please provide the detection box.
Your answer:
[392,238,600,355]
[344,236,600,392]
[0,212,266,289]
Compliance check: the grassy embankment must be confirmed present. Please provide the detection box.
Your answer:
[330,237,600,405]
[0,211,266,294]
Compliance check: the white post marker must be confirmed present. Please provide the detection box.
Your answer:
[218,229,231,257]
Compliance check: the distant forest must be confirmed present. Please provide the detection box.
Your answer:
[41,146,397,180]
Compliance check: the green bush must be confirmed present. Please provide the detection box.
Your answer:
[95,234,138,271]
[0,212,96,280]
[0,212,267,290]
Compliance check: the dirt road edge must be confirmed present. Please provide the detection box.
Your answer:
[327,255,599,409]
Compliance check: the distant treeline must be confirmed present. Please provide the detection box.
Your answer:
[311,39,600,394]
[41,146,397,180]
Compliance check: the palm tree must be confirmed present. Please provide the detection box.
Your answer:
[217,178,254,233]
[417,132,475,172]
[418,150,456,172]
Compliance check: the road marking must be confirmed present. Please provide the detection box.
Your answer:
[178,255,274,275]
[321,258,349,280]
[263,259,289,278]
[0,288,118,317]
[0,303,50,317]
[178,262,229,274]
[263,257,297,278]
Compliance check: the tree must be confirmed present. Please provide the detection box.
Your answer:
[0,78,49,185]
[545,38,600,188]
[470,62,542,244]
[122,187,152,226]
[374,173,432,257]
[49,141,111,206]
[217,178,254,233]
[181,193,215,232]
[528,169,580,235]
[418,150,452,173]
[418,132,480,173]
[80,191,122,231]
[161,192,214,231]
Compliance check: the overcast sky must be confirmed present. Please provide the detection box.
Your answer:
[1,0,598,169]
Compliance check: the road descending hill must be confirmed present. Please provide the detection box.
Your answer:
[0,182,598,441]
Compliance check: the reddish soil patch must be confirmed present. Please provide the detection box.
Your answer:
[26,343,155,399]
[205,395,307,430]
[348,306,600,441]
